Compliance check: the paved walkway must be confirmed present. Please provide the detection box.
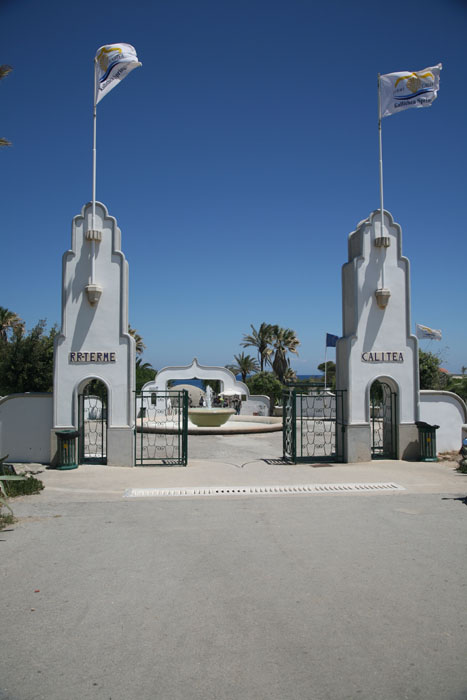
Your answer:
[4,436,467,700]
[14,454,466,504]
[3,462,467,700]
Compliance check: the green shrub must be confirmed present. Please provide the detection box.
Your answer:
[0,510,15,530]
[0,462,44,497]
[247,372,284,413]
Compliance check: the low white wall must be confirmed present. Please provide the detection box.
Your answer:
[419,390,467,452]
[241,395,270,416]
[0,393,53,463]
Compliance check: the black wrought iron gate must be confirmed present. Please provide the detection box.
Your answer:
[283,388,345,463]
[135,390,188,466]
[78,388,107,464]
[371,383,397,459]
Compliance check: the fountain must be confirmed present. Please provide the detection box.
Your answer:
[188,384,235,428]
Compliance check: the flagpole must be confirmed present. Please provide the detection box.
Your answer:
[377,73,385,288]
[91,59,97,284]
[324,339,328,391]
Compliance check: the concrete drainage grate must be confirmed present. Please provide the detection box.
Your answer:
[124,482,405,498]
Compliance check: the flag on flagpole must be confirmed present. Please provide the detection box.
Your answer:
[95,43,141,104]
[326,333,339,347]
[380,63,442,118]
[416,324,442,340]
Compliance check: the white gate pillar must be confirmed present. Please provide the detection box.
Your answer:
[336,210,420,462]
[53,201,136,466]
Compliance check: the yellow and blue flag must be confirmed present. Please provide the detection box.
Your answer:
[416,324,442,341]
[95,43,141,105]
[380,64,442,118]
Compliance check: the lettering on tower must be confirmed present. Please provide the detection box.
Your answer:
[69,352,116,363]
[361,351,404,363]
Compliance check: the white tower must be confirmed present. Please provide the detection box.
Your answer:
[53,201,135,466]
[336,210,420,462]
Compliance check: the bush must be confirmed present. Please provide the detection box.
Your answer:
[247,372,284,413]
[448,377,467,403]
[0,510,15,530]
[0,462,44,497]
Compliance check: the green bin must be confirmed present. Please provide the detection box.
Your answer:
[55,430,79,470]
[416,422,439,462]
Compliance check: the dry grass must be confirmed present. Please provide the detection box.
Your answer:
[438,451,461,465]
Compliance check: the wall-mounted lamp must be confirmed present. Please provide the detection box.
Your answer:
[85,284,103,306]
[375,288,391,309]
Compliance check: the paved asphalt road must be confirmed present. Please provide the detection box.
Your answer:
[2,484,467,700]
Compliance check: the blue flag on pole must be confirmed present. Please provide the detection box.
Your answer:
[326,333,339,347]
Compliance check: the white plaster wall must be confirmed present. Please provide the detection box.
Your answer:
[0,394,53,463]
[337,210,419,425]
[241,396,270,416]
[420,390,467,452]
[54,202,135,429]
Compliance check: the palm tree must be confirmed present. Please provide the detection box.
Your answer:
[241,322,274,371]
[136,358,154,371]
[232,352,260,383]
[135,358,156,392]
[283,366,297,383]
[128,326,146,355]
[0,65,12,148]
[0,306,23,342]
[271,326,300,383]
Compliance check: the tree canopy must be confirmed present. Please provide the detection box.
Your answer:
[241,323,274,372]
[241,322,300,382]
[246,372,283,413]
[0,306,23,342]
[418,350,447,390]
[231,352,260,383]
[271,325,300,383]
[0,320,57,394]
[135,358,156,393]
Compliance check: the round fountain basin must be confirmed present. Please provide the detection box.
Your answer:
[188,408,235,427]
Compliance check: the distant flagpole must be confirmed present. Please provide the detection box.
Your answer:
[377,73,385,288]
[324,339,328,391]
[324,334,338,390]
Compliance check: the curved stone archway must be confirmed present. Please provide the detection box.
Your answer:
[141,358,270,416]
[142,358,250,398]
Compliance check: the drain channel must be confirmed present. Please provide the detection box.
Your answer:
[124,482,404,498]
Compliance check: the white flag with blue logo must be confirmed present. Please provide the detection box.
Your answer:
[380,64,442,118]
[416,324,442,341]
[95,43,141,104]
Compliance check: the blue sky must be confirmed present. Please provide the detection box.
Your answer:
[1,0,465,373]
